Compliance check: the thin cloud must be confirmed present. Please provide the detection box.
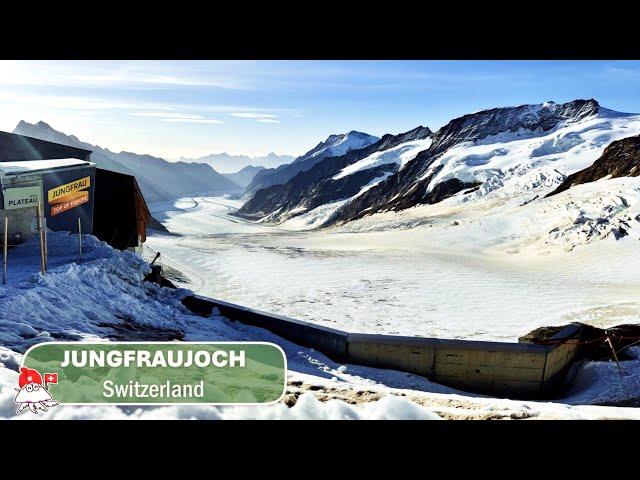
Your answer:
[257,119,280,124]
[0,60,250,90]
[130,112,205,119]
[130,111,224,123]
[231,113,278,119]
[0,91,295,119]
[162,118,223,124]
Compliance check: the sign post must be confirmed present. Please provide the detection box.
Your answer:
[3,216,8,285]
[36,202,46,275]
[43,217,48,270]
[78,217,82,256]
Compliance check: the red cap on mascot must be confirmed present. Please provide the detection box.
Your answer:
[18,367,43,388]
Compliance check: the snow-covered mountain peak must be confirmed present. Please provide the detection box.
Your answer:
[306,130,379,160]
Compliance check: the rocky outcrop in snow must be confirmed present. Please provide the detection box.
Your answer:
[548,133,640,197]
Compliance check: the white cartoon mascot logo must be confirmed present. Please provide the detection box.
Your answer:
[14,367,59,415]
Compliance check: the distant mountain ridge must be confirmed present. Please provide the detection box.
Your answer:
[13,121,240,203]
[180,152,294,174]
[244,130,379,197]
[223,165,266,188]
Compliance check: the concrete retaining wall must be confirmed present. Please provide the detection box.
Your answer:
[540,324,581,393]
[182,295,580,399]
[191,297,348,361]
[347,333,437,378]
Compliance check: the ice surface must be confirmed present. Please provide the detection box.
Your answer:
[147,191,640,342]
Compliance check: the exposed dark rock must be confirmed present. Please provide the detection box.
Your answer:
[426,178,482,204]
[611,226,628,240]
[547,133,640,197]
[521,322,640,361]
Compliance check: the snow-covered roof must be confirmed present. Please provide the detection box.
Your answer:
[0,158,94,177]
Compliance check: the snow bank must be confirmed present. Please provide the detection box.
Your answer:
[0,363,441,420]
[333,138,432,180]
[0,233,195,353]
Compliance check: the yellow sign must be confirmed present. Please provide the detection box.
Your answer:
[51,191,89,216]
[48,176,91,204]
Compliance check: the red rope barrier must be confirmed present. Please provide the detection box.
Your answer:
[535,332,640,346]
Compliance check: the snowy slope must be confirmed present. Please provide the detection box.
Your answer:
[420,109,640,202]
[333,138,433,180]
[329,106,640,252]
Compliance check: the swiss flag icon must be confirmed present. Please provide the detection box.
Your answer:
[44,373,58,385]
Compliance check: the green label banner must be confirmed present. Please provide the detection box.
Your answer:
[21,342,287,405]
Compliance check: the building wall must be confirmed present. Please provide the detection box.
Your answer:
[92,169,149,250]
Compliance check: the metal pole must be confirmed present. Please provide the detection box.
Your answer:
[78,217,82,256]
[3,216,7,285]
[37,203,45,274]
[604,331,623,376]
[42,211,48,270]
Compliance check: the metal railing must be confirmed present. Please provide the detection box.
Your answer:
[1,206,85,285]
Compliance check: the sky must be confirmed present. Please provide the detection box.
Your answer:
[1,60,640,161]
